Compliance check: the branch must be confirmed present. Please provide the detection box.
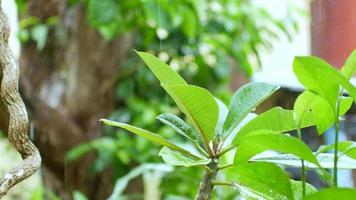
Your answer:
[0,2,41,198]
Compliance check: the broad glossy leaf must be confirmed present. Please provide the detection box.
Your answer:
[294,91,352,134]
[156,113,198,142]
[135,51,187,85]
[293,56,339,108]
[302,188,356,200]
[223,113,257,148]
[228,162,293,200]
[294,56,356,104]
[234,130,319,166]
[233,107,313,143]
[252,153,356,169]
[317,141,356,159]
[215,98,228,137]
[223,82,279,137]
[291,180,317,200]
[162,84,218,147]
[159,147,210,167]
[341,50,356,80]
[100,119,200,159]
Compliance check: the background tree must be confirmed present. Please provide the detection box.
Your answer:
[11,0,300,199]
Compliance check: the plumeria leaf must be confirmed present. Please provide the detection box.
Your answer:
[100,119,200,159]
[223,82,279,137]
[228,162,293,200]
[159,147,210,167]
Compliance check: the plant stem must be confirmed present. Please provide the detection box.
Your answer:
[217,164,233,171]
[195,160,218,200]
[296,126,306,197]
[217,145,236,157]
[333,91,341,187]
[212,181,233,187]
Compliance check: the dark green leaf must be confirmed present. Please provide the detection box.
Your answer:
[157,113,198,142]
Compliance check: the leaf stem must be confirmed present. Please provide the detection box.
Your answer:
[217,164,233,171]
[217,145,236,157]
[212,181,233,187]
[333,89,341,187]
[296,126,306,197]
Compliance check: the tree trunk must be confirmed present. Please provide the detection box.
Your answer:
[19,1,133,199]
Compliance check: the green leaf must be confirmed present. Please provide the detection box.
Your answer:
[31,24,48,51]
[73,191,88,200]
[223,82,279,137]
[294,91,353,134]
[66,137,116,162]
[234,107,313,143]
[215,98,228,137]
[294,56,356,104]
[100,119,200,159]
[317,141,356,159]
[341,50,356,80]
[228,162,293,200]
[302,188,356,200]
[159,147,210,167]
[181,7,197,38]
[135,51,187,85]
[252,153,356,169]
[162,84,218,150]
[234,130,319,166]
[108,164,173,200]
[293,56,339,108]
[291,180,317,200]
[156,113,198,142]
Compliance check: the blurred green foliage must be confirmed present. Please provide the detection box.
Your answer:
[15,0,303,198]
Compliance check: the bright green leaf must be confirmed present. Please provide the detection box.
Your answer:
[302,188,356,200]
[317,141,356,160]
[100,119,200,159]
[135,51,187,85]
[294,91,352,134]
[162,84,218,150]
[234,107,313,143]
[234,130,319,166]
[228,162,293,200]
[294,56,356,104]
[341,50,356,80]
[291,180,317,200]
[159,147,210,167]
[223,82,279,137]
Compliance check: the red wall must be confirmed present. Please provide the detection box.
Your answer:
[311,0,356,68]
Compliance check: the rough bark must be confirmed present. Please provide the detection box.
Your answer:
[18,1,133,199]
[0,1,41,198]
